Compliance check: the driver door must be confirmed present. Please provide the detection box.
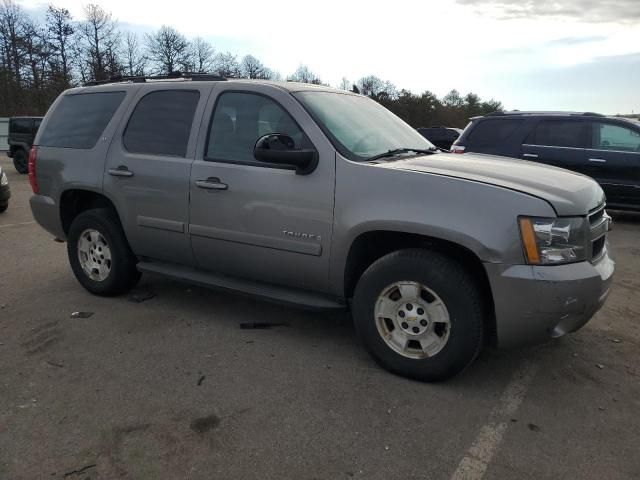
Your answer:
[188,84,336,293]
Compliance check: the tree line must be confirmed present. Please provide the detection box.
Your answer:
[0,0,502,127]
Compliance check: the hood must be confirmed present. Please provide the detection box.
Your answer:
[379,152,604,216]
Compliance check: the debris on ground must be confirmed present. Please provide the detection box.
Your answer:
[197,375,206,386]
[128,287,156,303]
[608,338,621,343]
[240,321,289,329]
[189,414,220,433]
[527,423,541,432]
[45,360,64,368]
[598,406,606,411]
[596,363,605,369]
[62,464,96,477]
[70,311,93,319]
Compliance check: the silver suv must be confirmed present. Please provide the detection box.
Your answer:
[29,75,614,381]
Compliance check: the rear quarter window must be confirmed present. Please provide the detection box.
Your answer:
[465,119,524,147]
[39,92,126,149]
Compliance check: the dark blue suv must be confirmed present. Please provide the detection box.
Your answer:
[451,111,640,211]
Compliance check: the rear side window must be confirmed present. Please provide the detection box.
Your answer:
[465,119,523,147]
[124,90,200,157]
[592,122,640,152]
[10,119,33,134]
[531,120,586,148]
[39,92,125,149]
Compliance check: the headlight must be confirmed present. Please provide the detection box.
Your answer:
[519,216,587,264]
[0,171,7,186]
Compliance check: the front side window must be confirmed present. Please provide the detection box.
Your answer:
[593,122,640,152]
[206,92,312,164]
[124,90,200,157]
[294,91,433,160]
[39,92,125,149]
[531,120,586,148]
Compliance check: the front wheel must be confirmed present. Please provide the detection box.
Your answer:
[352,249,485,382]
[13,149,28,174]
[0,202,7,213]
[67,208,141,296]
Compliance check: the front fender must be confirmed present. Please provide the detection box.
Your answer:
[328,157,556,297]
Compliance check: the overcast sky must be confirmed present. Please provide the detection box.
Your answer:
[21,0,640,114]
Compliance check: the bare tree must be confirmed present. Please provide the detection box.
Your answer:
[240,54,271,79]
[145,25,190,74]
[78,4,122,81]
[190,37,215,73]
[356,75,396,99]
[123,31,145,76]
[46,5,74,85]
[287,64,321,84]
[214,51,240,77]
[338,77,350,90]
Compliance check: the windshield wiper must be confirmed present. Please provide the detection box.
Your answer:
[366,147,436,162]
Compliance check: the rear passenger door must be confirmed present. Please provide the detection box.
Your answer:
[103,85,209,266]
[522,119,588,174]
[585,121,640,207]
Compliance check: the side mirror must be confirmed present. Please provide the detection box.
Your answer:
[253,134,318,175]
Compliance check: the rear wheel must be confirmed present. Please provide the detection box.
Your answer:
[67,208,141,296]
[352,248,485,382]
[13,149,28,174]
[0,202,7,213]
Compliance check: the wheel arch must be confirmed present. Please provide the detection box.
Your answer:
[342,230,497,345]
[59,188,123,236]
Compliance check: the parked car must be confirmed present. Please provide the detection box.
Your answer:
[416,126,462,150]
[29,76,613,381]
[451,111,640,211]
[0,165,10,212]
[7,116,43,174]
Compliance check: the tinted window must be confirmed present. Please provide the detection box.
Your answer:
[10,119,33,135]
[531,120,586,148]
[465,119,523,147]
[39,92,125,149]
[34,119,42,131]
[206,92,312,164]
[124,90,199,157]
[593,122,640,152]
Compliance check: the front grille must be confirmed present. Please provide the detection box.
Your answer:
[588,203,609,262]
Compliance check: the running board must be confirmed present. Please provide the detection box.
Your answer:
[137,261,347,311]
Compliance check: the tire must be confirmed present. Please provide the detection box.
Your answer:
[67,208,141,296]
[0,202,7,213]
[352,248,485,382]
[13,149,28,174]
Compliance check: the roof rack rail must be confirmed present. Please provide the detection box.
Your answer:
[84,71,228,86]
[483,110,606,118]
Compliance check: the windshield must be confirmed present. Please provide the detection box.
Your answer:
[294,91,435,160]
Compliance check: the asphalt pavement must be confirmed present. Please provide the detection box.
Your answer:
[1,156,639,480]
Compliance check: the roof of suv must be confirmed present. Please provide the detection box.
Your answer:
[73,75,356,96]
[471,110,640,126]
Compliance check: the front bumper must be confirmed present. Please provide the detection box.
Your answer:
[485,249,614,348]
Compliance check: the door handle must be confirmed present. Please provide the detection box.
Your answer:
[588,158,607,163]
[108,166,134,177]
[523,153,538,158]
[195,178,228,190]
